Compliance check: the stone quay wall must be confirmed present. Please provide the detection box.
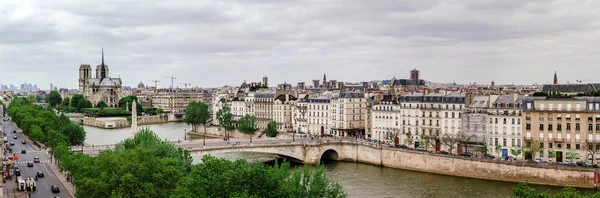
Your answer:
[139,115,168,125]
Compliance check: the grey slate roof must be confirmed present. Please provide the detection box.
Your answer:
[88,78,122,86]
[469,96,489,108]
[541,83,600,93]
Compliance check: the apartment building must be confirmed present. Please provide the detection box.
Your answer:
[463,95,494,153]
[372,95,400,142]
[307,96,332,135]
[488,95,523,158]
[399,92,424,147]
[331,92,367,137]
[152,88,212,113]
[440,92,466,136]
[254,92,275,129]
[273,93,297,132]
[291,98,308,134]
[231,97,246,122]
[523,97,600,162]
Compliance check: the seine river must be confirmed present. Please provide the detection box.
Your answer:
[195,152,595,198]
[84,123,593,197]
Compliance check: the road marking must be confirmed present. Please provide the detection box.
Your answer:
[41,163,52,176]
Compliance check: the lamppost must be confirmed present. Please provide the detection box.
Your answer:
[378,133,381,146]
[184,129,187,141]
[203,126,206,147]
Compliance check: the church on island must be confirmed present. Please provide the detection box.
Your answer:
[78,48,124,107]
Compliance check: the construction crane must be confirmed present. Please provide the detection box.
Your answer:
[164,75,177,89]
[164,75,177,113]
[179,83,191,89]
[148,80,160,88]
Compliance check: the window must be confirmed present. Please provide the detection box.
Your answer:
[576,114,581,121]
[490,118,492,124]
[558,123,562,131]
[517,139,521,147]
[503,118,507,124]
[452,112,455,118]
[548,113,552,120]
[445,112,448,118]
[567,123,571,131]
[557,114,562,120]
[518,119,521,124]
[539,124,544,130]
[548,124,553,131]
[503,138,507,146]
[597,124,600,131]
[576,123,581,131]
[494,138,498,146]
[549,143,553,149]
[526,123,531,130]
[567,144,571,149]
[590,124,594,131]
[495,118,498,124]
[511,139,515,146]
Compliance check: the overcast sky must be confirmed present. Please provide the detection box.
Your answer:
[1,0,599,89]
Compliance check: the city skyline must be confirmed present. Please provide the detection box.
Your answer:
[2,1,600,88]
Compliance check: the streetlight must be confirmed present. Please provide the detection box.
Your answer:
[184,129,187,141]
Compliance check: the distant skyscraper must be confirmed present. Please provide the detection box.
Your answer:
[553,71,558,84]
[410,69,420,81]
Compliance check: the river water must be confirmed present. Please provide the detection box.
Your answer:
[85,123,592,197]
[83,122,201,145]
[196,152,595,198]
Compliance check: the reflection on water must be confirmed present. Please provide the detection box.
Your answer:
[84,122,198,145]
[192,152,596,198]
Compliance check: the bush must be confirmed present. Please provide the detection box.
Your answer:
[97,109,131,117]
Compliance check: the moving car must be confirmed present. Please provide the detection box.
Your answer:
[33,157,40,163]
[21,150,26,154]
[51,185,60,193]
[9,142,14,146]
[15,169,21,176]
[27,161,33,167]
[483,154,496,159]
[21,140,25,144]
[13,136,17,139]
[36,171,44,178]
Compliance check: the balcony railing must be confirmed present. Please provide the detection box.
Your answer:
[566,138,571,142]
[587,139,598,143]
[575,139,581,143]
[548,137,554,142]
[525,137,532,141]
[555,138,563,142]
[539,137,544,141]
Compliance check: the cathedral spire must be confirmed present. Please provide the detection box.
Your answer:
[100,47,106,79]
[553,71,558,84]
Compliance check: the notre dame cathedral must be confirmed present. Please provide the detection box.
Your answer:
[78,48,124,107]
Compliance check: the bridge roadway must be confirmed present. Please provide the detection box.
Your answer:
[80,136,361,164]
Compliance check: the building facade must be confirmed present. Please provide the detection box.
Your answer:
[331,92,367,137]
[78,49,124,107]
[307,96,332,135]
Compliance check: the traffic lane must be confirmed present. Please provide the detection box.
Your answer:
[5,121,70,197]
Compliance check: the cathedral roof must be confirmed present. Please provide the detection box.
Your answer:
[89,78,122,87]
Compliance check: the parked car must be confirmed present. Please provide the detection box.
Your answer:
[459,152,473,157]
[504,156,517,162]
[15,169,21,176]
[483,154,496,159]
[51,185,60,193]
[415,147,426,152]
[34,157,40,163]
[36,171,44,178]
[396,144,409,149]
[576,161,591,167]
[534,158,548,164]
[440,150,449,155]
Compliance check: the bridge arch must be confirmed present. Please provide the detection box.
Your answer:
[319,149,339,164]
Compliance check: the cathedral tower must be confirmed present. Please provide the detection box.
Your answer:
[78,64,92,94]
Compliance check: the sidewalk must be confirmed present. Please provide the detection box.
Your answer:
[46,156,76,198]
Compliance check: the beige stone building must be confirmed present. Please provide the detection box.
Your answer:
[151,88,212,113]
[330,92,367,137]
[523,97,600,162]
[292,98,308,134]
[78,49,124,107]
[254,91,275,129]
[307,95,332,135]
[273,92,297,132]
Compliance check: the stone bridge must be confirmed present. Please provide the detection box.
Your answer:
[186,141,374,165]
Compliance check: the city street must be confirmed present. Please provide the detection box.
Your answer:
[2,119,71,198]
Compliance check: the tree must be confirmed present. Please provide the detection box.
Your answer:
[156,108,164,115]
[510,147,522,159]
[387,128,402,144]
[423,131,440,151]
[45,91,62,107]
[513,182,600,197]
[173,155,346,198]
[62,123,86,146]
[95,100,108,109]
[586,142,600,164]
[216,104,234,140]
[441,133,460,154]
[27,95,36,103]
[404,132,414,147]
[70,94,85,109]
[566,149,581,162]
[525,139,542,160]
[76,99,93,111]
[457,132,476,154]
[184,101,201,132]
[475,145,488,155]
[30,125,46,142]
[238,115,258,143]
[61,97,70,107]
[119,95,142,114]
[547,150,556,163]
[265,120,278,137]
[495,145,502,157]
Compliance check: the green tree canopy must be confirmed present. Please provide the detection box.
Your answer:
[216,104,234,140]
[265,120,278,137]
[238,115,257,143]
[173,155,346,198]
[95,100,108,108]
[70,94,85,109]
[62,123,86,146]
[184,101,210,132]
[156,108,164,114]
[76,99,93,111]
[45,90,62,107]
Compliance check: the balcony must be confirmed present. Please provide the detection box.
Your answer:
[525,137,532,141]
[538,137,544,141]
[587,139,598,143]
[575,139,581,143]
[548,137,554,142]
[566,138,571,142]
[555,138,564,142]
